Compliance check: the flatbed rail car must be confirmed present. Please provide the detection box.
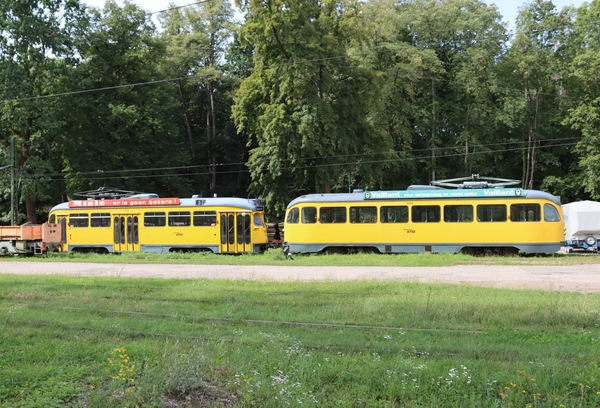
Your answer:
[0,223,62,256]
[48,191,268,254]
[283,185,565,255]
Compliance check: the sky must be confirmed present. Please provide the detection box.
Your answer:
[82,0,587,32]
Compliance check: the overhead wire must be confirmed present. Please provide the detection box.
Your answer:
[148,0,213,15]
[3,135,580,179]
[3,138,580,183]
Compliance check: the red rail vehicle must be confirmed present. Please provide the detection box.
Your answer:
[0,223,62,256]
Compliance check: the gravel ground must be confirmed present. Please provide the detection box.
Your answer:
[1,262,600,292]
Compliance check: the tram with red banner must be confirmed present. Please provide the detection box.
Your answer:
[47,188,268,254]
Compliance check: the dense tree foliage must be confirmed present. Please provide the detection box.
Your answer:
[232,0,394,216]
[0,0,86,222]
[556,0,600,200]
[0,0,599,221]
[159,0,241,196]
[58,1,190,198]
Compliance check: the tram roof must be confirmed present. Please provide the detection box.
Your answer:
[286,187,561,208]
[49,196,263,212]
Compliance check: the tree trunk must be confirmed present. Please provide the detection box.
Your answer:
[178,81,195,160]
[524,90,540,190]
[26,192,37,223]
[209,81,217,194]
[20,140,37,223]
[431,78,436,182]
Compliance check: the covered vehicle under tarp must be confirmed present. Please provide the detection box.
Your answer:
[562,201,600,252]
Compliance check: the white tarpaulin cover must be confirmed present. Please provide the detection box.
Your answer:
[562,201,600,240]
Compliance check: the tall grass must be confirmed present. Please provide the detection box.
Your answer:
[2,275,600,406]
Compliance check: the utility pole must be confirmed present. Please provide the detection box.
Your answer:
[11,137,15,225]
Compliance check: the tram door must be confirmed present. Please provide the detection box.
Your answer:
[57,215,67,251]
[113,214,140,252]
[219,212,252,253]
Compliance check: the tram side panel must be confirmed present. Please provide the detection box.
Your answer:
[140,208,218,253]
[51,205,268,254]
[506,202,564,253]
[139,208,266,253]
[57,211,133,253]
[63,211,113,252]
[283,198,564,254]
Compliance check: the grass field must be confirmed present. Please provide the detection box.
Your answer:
[2,271,600,407]
[6,248,600,267]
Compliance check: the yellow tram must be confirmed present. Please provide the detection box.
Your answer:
[283,178,565,255]
[48,189,268,254]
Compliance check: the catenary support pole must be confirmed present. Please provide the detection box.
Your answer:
[11,136,15,225]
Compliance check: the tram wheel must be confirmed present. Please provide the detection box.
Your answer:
[461,247,518,256]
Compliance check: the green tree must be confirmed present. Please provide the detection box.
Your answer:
[357,0,440,188]
[561,0,600,199]
[58,0,190,198]
[159,0,242,196]
[233,0,393,217]
[0,0,86,222]
[398,0,507,183]
[500,0,572,189]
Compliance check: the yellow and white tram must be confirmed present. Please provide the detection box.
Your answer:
[48,190,268,254]
[283,182,565,255]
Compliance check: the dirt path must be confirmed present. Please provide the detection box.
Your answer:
[1,262,600,292]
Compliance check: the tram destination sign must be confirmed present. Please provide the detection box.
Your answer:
[68,198,181,208]
[364,188,525,200]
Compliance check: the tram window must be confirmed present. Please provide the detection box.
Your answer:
[193,211,217,226]
[169,211,191,226]
[228,214,235,244]
[477,205,507,222]
[220,214,227,244]
[286,208,299,224]
[60,218,67,243]
[412,206,440,223]
[444,205,473,222]
[510,204,540,222]
[237,214,250,244]
[380,206,408,223]
[254,213,264,226]
[133,216,139,244]
[69,213,89,228]
[350,206,377,223]
[49,214,56,224]
[320,207,346,223]
[302,207,317,224]
[544,204,561,222]
[144,212,166,227]
[91,212,111,227]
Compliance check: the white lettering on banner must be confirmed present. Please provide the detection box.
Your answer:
[364,189,525,200]
[482,189,522,196]
[68,198,181,208]
[69,200,108,207]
